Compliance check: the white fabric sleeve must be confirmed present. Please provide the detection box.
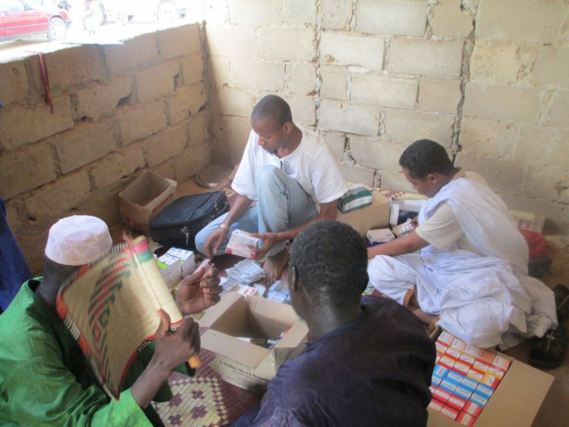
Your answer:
[415,203,464,251]
[231,131,258,200]
[310,144,348,204]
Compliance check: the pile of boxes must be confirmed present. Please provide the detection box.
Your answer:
[429,332,511,426]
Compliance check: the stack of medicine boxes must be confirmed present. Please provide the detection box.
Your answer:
[430,332,512,426]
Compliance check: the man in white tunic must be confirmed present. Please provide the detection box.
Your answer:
[195,95,347,279]
[368,139,557,349]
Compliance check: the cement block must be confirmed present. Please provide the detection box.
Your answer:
[339,163,375,187]
[117,100,168,144]
[320,32,384,70]
[350,136,403,171]
[157,24,201,59]
[430,0,473,38]
[380,170,414,192]
[104,33,159,73]
[73,76,132,120]
[188,111,210,145]
[229,0,282,25]
[285,62,317,95]
[168,83,207,124]
[455,153,526,193]
[54,120,117,174]
[258,28,314,61]
[0,97,73,150]
[459,117,516,158]
[206,26,256,59]
[286,0,316,26]
[45,46,106,90]
[204,0,229,24]
[390,37,463,78]
[136,61,179,102]
[533,47,569,87]
[351,75,418,109]
[477,0,566,43]
[175,142,213,182]
[322,0,352,30]
[418,79,462,114]
[0,144,57,199]
[470,41,519,84]
[0,61,27,105]
[212,115,251,165]
[385,110,454,146]
[321,131,346,161]
[320,66,347,100]
[319,100,380,136]
[515,127,569,169]
[211,86,256,117]
[25,171,91,217]
[540,91,569,127]
[287,94,316,126]
[153,159,177,180]
[357,0,427,36]
[89,145,146,190]
[208,56,231,86]
[230,60,285,91]
[181,53,205,85]
[144,122,188,167]
[463,83,540,122]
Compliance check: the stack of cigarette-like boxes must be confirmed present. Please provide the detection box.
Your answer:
[429,332,512,426]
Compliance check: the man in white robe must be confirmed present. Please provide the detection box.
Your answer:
[368,139,557,349]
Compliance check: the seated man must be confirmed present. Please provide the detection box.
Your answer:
[233,221,435,426]
[368,139,557,349]
[0,215,220,426]
[195,95,347,278]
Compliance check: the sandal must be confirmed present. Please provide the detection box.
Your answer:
[529,325,568,370]
[553,284,569,323]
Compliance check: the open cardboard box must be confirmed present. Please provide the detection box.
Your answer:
[428,353,553,427]
[200,292,308,392]
[118,171,177,233]
[337,190,390,236]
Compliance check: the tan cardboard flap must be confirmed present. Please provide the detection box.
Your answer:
[246,296,300,338]
[201,329,268,368]
[476,360,553,427]
[200,292,241,328]
[276,321,308,349]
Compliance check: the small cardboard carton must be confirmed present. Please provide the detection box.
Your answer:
[428,338,554,427]
[199,293,308,392]
[156,248,196,289]
[118,172,177,233]
[337,190,390,236]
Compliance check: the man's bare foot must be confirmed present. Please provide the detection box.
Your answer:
[263,250,289,283]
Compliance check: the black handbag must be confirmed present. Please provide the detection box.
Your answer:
[149,191,229,250]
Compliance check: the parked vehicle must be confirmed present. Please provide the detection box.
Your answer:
[0,0,70,41]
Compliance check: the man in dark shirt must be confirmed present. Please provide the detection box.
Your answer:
[233,221,435,426]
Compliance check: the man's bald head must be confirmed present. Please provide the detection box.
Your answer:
[251,95,293,128]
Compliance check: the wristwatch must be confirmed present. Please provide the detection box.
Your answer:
[219,223,229,230]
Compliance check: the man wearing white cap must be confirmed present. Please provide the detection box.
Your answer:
[0,215,219,426]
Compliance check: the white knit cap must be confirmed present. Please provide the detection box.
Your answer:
[45,215,113,266]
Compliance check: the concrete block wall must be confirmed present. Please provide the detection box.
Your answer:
[0,24,211,272]
[201,0,569,233]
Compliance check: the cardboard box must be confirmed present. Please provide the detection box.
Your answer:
[118,171,177,233]
[337,190,390,236]
[427,355,553,427]
[200,293,308,392]
[156,248,196,289]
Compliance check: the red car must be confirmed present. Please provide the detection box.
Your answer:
[0,0,70,41]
